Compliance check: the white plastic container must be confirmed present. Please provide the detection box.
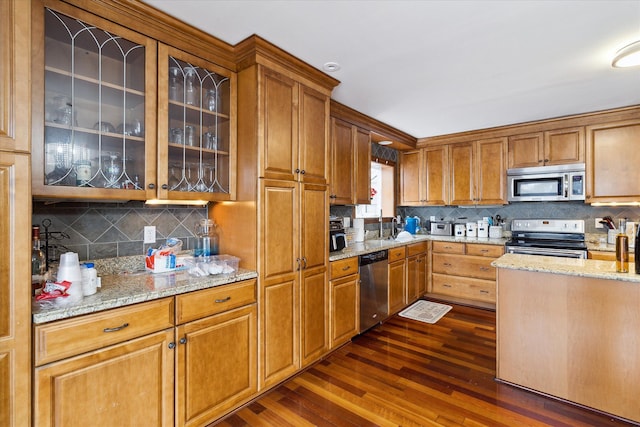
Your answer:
[477,220,489,238]
[466,222,477,237]
[81,262,99,296]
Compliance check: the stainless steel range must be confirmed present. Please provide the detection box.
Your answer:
[505,219,587,259]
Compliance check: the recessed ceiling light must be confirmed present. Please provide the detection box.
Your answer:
[612,40,640,67]
[323,62,341,72]
[378,140,393,146]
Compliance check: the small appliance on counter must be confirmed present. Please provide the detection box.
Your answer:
[430,221,453,236]
[329,217,347,252]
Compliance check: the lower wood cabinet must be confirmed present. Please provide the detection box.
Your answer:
[406,241,429,303]
[33,298,176,427]
[430,241,503,305]
[329,257,359,348]
[175,280,257,427]
[388,246,407,315]
[34,280,259,427]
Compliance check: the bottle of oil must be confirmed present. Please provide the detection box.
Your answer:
[616,218,629,273]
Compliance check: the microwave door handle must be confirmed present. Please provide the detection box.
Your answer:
[564,174,569,198]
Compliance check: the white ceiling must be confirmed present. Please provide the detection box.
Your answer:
[145,0,640,138]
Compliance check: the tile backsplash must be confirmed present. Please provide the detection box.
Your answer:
[33,201,207,262]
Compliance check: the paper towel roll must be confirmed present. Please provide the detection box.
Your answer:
[353,218,365,242]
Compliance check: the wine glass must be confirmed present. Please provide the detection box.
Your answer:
[103,152,121,188]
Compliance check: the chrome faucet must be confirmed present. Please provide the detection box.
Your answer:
[391,217,399,239]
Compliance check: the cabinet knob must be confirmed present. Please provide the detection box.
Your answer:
[168,342,176,349]
[179,337,187,345]
[295,168,300,173]
[148,183,155,189]
[300,170,306,174]
[161,184,168,190]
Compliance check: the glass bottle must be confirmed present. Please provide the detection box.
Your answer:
[616,218,629,273]
[635,222,640,274]
[184,67,199,106]
[31,226,47,295]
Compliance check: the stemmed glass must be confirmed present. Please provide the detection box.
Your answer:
[103,152,121,188]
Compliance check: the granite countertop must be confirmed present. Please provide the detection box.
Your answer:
[492,253,640,283]
[329,234,508,261]
[32,268,258,324]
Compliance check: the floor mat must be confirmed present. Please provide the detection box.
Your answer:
[398,300,452,324]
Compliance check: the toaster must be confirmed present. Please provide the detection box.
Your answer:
[430,221,453,236]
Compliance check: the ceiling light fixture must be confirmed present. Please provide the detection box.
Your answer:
[378,140,393,146]
[612,40,640,67]
[322,62,341,72]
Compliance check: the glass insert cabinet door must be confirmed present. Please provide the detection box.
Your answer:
[157,44,236,201]
[33,4,157,199]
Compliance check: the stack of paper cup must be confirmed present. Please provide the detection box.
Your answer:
[353,218,365,242]
[57,252,84,302]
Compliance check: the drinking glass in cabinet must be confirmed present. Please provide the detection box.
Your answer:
[184,67,199,106]
[168,66,183,102]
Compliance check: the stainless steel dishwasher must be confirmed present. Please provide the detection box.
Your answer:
[359,250,389,333]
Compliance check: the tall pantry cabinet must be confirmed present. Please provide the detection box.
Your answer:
[0,1,32,425]
[213,36,338,390]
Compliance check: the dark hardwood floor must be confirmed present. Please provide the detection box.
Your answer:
[213,301,638,427]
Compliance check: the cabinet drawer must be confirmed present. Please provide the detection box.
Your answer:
[34,298,174,366]
[432,253,496,280]
[466,243,503,258]
[432,241,465,254]
[176,279,256,324]
[388,246,407,262]
[330,257,358,280]
[432,273,495,303]
[407,241,429,256]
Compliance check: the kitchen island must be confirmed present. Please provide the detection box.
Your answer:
[493,253,640,424]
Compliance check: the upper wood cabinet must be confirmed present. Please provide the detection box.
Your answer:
[508,127,584,169]
[157,43,236,201]
[329,117,371,204]
[31,1,236,201]
[585,119,640,203]
[260,69,329,185]
[450,137,507,206]
[399,146,448,206]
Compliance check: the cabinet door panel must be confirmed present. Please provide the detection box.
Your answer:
[330,118,354,204]
[262,69,296,181]
[544,127,584,166]
[0,0,30,152]
[586,120,640,202]
[299,85,328,184]
[476,137,506,205]
[34,329,174,427]
[424,146,449,205]
[300,269,328,366]
[508,133,543,168]
[330,274,359,348]
[388,259,406,314]
[0,152,31,426]
[262,180,297,279]
[449,143,474,205]
[301,183,327,271]
[400,150,422,205]
[354,126,371,204]
[261,278,298,389]
[176,305,257,427]
[32,3,157,200]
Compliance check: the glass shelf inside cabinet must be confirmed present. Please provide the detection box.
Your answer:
[166,56,231,194]
[42,8,146,190]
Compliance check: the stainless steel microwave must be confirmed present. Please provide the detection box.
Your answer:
[507,163,585,202]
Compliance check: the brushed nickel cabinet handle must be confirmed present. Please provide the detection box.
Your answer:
[103,323,129,333]
[215,296,231,303]
[179,337,187,344]
[168,342,176,349]
[443,262,452,267]
[480,290,489,294]
[479,266,490,271]
[443,284,452,288]
[342,265,351,271]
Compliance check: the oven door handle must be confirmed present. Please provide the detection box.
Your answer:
[506,246,586,259]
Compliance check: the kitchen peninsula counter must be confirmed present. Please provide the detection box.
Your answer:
[32,268,258,324]
[330,234,507,261]
[494,253,640,424]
